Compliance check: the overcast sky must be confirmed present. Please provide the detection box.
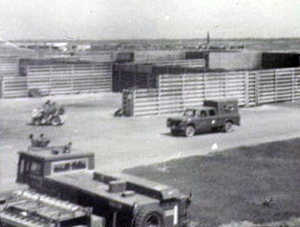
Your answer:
[0,0,299,40]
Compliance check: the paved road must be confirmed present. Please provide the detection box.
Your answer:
[1,93,300,189]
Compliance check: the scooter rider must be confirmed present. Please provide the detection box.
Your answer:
[49,102,58,115]
[42,100,51,111]
[42,100,57,119]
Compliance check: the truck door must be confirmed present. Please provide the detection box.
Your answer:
[160,201,179,227]
[178,198,190,227]
[207,109,217,129]
[17,157,26,183]
[195,110,211,132]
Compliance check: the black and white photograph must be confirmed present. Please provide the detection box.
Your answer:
[0,0,300,226]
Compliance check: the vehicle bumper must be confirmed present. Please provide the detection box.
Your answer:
[167,124,186,132]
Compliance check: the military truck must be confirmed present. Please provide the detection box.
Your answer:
[0,189,105,227]
[14,144,191,227]
[167,99,240,137]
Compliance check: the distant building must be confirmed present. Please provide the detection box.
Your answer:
[0,41,36,77]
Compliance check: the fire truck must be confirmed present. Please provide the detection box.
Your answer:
[1,144,191,227]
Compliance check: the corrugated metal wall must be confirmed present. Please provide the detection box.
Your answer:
[113,59,206,92]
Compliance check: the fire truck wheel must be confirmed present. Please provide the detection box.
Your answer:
[134,206,164,227]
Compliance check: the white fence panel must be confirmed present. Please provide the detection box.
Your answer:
[123,67,300,116]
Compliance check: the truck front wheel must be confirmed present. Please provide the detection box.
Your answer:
[134,206,164,227]
[185,125,195,137]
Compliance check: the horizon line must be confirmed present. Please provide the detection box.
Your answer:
[6,36,300,43]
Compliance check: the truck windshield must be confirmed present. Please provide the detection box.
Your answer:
[183,109,195,117]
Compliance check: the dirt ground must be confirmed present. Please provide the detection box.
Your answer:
[0,93,300,225]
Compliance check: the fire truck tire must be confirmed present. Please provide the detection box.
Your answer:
[134,206,165,227]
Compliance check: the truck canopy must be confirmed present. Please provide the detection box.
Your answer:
[203,99,239,115]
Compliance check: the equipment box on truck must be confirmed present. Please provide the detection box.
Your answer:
[0,190,105,227]
[167,99,240,137]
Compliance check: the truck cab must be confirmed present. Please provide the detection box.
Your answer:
[16,145,191,227]
[167,99,241,137]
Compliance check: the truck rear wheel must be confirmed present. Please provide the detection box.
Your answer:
[134,206,164,227]
[185,126,195,137]
[224,121,233,133]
